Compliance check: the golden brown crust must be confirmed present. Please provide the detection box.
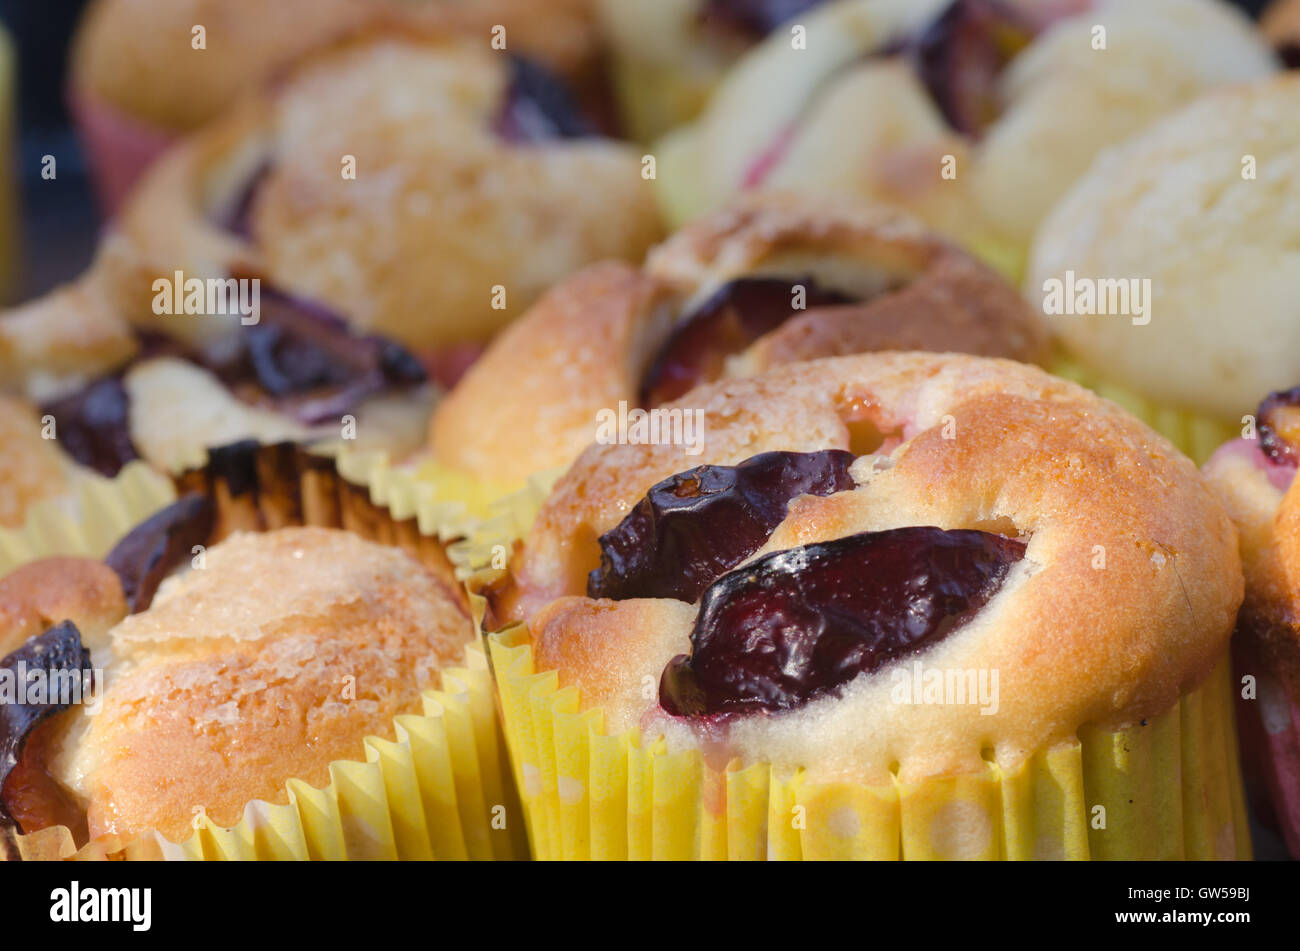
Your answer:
[0,398,74,530]
[511,352,1242,784]
[102,32,660,353]
[431,262,680,479]
[42,527,473,843]
[0,558,127,660]
[71,0,600,133]
[432,193,1045,484]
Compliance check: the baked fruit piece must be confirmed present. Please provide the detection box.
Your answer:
[0,29,660,482]
[0,524,473,847]
[1263,0,1300,67]
[1204,387,1300,858]
[68,0,602,210]
[599,0,834,142]
[1026,74,1300,430]
[431,193,1046,484]
[656,0,1276,275]
[493,353,1245,859]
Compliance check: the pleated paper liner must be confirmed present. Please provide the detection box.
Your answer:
[485,616,1250,860]
[0,461,176,576]
[4,438,526,861]
[7,644,518,861]
[1050,354,1235,466]
[445,467,563,580]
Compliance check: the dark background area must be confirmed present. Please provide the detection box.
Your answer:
[1,0,95,299]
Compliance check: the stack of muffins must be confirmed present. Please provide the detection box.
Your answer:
[0,0,1296,861]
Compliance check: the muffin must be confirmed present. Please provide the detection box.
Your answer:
[483,351,1248,859]
[599,0,832,142]
[656,0,1276,278]
[68,0,602,211]
[0,29,661,502]
[97,30,660,365]
[1204,387,1300,857]
[0,520,495,858]
[431,193,1046,489]
[1026,74,1300,463]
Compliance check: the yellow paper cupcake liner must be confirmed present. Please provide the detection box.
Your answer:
[3,441,527,861]
[7,643,523,861]
[487,623,1250,861]
[1050,355,1235,465]
[444,467,563,579]
[0,461,176,576]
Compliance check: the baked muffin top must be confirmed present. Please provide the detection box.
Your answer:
[432,192,1044,481]
[1028,74,1300,423]
[10,527,472,843]
[505,352,1242,784]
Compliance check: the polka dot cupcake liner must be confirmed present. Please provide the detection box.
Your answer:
[3,440,527,861]
[1050,354,1236,466]
[486,617,1250,860]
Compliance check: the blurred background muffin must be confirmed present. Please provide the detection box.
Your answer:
[67,0,603,212]
[0,29,662,488]
[1026,74,1300,458]
[654,0,1278,279]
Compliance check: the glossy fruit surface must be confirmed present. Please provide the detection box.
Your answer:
[589,450,857,602]
[660,526,1025,716]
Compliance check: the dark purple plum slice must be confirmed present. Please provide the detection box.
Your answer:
[1257,387,1300,467]
[39,376,139,478]
[659,526,1025,716]
[104,493,215,614]
[701,0,831,38]
[214,161,271,240]
[203,287,426,425]
[910,0,1036,138]
[0,622,92,831]
[494,56,594,143]
[640,276,858,406]
[588,449,856,603]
